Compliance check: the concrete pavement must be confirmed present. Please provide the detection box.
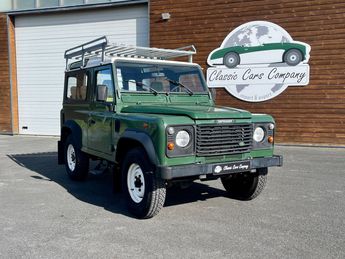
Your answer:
[0,135,344,258]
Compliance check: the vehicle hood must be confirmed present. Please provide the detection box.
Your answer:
[121,105,252,119]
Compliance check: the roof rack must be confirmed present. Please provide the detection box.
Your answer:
[64,36,196,70]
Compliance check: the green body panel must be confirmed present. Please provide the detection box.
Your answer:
[121,104,252,120]
[61,60,277,170]
[62,103,89,148]
[119,93,212,106]
[211,42,307,60]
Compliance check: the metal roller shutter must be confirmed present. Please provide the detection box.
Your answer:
[15,5,148,135]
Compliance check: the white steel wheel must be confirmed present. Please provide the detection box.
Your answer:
[127,163,145,203]
[67,144,76,172]
[121,147,166,218]
[64,135,89,181]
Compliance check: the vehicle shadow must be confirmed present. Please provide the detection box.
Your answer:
[165,182,227,207]
[8,152,228,217]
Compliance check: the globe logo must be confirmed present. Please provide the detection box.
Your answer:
[222,23,291,48]
[207,21,311,102]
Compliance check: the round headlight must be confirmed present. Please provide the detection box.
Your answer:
[253,127,265,142]
[175,130,190,147]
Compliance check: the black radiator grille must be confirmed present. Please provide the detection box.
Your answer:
[196,124,253,156]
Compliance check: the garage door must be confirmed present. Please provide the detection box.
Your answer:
[15,5,148,135]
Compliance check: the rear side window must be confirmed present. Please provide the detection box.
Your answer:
[66,71,88,101]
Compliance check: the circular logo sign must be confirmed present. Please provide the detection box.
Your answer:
[207,21,311,102]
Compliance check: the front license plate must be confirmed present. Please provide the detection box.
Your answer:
[212,161,251,175]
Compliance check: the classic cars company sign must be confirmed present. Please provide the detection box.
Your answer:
[206,21,311,102]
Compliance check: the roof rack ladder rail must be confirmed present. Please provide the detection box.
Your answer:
[64,36,197,68]
[101,43,106,63]
[64,36,108,69]
[175,45,196,63]
[104,44,196,60]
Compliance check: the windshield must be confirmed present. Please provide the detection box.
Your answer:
[116,61,208,94]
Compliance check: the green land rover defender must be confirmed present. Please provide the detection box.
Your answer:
[58,37,282,218]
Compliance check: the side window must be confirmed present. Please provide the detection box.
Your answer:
[66,71,88,101]
[96,68,114,103]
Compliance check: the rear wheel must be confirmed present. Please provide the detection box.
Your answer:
[223,52,240,68]
[64,135,89,181]
[221,168,267,200]
[121,147,166,219]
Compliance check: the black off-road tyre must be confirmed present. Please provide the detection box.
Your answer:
[221,168,268,200]
[64,135,89,181]
[121,147,166,219]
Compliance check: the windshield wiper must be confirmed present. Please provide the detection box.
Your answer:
[137,82,159,95]
[124,80,158,96]
[165,78,194,96]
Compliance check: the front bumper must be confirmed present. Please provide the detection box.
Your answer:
[158,155,283,180]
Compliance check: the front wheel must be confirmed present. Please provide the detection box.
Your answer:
[121,147,166,219]
[284,49,303,66]
[221,168,267,200]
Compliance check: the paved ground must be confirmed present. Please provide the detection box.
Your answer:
[0,135,344,259]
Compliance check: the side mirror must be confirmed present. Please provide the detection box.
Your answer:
[96,84,108,102]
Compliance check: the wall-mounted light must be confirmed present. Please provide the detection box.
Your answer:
[161,12,171,21]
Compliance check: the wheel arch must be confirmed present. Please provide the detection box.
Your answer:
[61,120,83,148]
[58,120,83,165]
[115,130,158,167]
[283,48,304,62]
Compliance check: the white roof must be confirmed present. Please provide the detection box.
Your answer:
[84,56,201,69]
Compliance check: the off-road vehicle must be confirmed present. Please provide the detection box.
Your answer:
[58,37,282,219]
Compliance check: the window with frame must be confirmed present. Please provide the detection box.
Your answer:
[66,71,88,101]
[14,0,35,9]
[116,61,207,94]
[62,0,84,6]
[38,0,59,8]
[96,68,114,103]
[0,1,11,12]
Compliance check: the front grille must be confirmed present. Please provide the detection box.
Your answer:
[196,124,253,156]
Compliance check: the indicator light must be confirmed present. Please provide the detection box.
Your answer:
[167,142,175,150]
